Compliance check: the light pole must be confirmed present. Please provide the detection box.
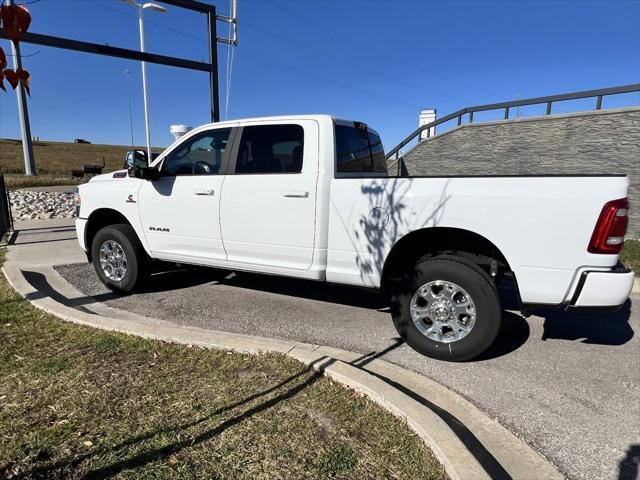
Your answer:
[120,0,166,160]
[6,0,36,175]
[123,69,134,147]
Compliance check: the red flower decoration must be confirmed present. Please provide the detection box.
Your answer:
[0,4,32,94]
[0,4,31,45]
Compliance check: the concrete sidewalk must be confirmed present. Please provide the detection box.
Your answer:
[4,218,85,268]
[2,218,564,480]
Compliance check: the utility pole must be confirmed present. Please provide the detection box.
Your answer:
[6,0,36,175]
[216,0,238,122]
[138,5,151,159]
[124,69,134,146]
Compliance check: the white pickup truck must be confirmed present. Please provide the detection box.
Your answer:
[75,115,635,361]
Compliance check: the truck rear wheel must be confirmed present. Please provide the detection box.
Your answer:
[91,224,147,293]
[390,255,502,361]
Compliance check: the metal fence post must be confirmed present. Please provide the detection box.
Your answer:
[0,175,12,237]
[596,95,603,110]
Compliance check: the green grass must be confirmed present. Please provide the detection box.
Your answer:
[621,239,640,276]
[0,249,446,480]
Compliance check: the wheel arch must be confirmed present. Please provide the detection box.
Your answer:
[381,226,514,289]
[85,208,140,259]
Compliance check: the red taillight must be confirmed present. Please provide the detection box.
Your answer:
[588,198,629,254]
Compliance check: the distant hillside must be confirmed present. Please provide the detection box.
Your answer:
[0,138,164,175]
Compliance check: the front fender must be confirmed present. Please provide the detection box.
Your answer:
[79,178,151,257]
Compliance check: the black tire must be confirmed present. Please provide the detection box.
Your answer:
[91,224,147,293]
[390,255,502,362]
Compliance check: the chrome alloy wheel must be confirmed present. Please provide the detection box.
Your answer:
[98,240,128,282]
[409,280,477,343]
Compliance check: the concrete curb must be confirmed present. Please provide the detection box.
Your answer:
[633,277,640,294]
[3,264,565,480]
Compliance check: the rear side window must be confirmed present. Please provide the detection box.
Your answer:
[235,124,304,174]
[335,123,386,175]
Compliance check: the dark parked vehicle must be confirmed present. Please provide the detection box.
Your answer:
[74,139,91,144]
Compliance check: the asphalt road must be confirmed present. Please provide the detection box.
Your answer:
[56,263,640,480]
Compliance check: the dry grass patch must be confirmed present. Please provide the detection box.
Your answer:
[1,138,163,175]
[621,239,639,276]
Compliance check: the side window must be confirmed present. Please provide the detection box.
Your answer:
[235,124,304,174]
[163,128,231,176]
[335,124,387,175]
[369,132,387,173]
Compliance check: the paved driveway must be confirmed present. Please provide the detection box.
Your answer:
[56,262,639,480]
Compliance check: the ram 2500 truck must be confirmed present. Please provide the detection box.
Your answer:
[74,115,635,361]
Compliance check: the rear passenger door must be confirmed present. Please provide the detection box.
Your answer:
[219,120,319,270]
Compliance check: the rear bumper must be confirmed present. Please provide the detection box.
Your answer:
[569,265,635,308]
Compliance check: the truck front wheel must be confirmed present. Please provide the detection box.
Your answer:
[390,255,502,361]
[91,224,147,293]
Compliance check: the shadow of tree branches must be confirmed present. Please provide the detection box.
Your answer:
[17,358,335,480]
[331,177,451,286]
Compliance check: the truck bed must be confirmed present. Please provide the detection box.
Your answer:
[326,175,629,305]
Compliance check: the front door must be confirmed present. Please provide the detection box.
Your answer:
[137,126,234,262]
[219,120,319,270]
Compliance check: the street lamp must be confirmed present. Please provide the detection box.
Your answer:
[120,0,167,161]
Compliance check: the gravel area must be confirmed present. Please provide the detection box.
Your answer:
[56,263,640,480]
[9,191,77,220]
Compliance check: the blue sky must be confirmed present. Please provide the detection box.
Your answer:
[0,0,639,151]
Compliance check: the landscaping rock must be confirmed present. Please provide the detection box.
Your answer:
[8,191,76,220]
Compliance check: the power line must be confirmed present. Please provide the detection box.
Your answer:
[224,0,236,118]
[235,50,423,109]
[239,18,474,104]
[265,0,507,101]
[84,0,207,44]
[81,0,424,109]
[2,49,41,58]
[91,0,464,104]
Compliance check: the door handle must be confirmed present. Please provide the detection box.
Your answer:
[282,190,309,198]
[194,188,215,196]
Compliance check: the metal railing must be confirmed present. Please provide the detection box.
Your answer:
[385,83,640,171]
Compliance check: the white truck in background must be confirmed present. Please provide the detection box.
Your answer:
[74,115,635,361]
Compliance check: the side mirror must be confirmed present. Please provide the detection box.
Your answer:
[133,165,160,181]
[125,150,148,169]
[125,150,160,181]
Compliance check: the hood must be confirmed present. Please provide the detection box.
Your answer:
[88,170,130,183]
